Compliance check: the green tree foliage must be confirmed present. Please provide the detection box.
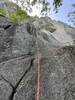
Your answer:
[53,0,62,12]
[68,4,75,25]
[14,0,63,15]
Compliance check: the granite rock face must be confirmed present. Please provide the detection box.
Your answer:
[0,16,75,100]
[0,0,18,14]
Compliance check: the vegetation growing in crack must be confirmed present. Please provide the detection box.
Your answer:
[0,8,29,25]
[9,8,29,25]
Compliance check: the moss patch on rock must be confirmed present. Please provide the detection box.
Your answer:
[0,7,29,25]
[0,9,6,16]
[9,8,29,25]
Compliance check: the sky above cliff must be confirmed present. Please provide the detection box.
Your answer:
[49,0,75,26]
[10,0,75,26]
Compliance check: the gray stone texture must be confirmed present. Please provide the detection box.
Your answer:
[0,13,75,100]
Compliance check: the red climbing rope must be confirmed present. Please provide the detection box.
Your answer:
[35,28,41,100]
[36,57,40,100]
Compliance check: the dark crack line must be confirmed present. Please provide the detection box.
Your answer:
[4,25,11,30]
[9,58,34,100]
[1,75,14,89]
[0,25,13,30]
[0,53,34,64]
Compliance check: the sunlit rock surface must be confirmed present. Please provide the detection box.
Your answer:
[0,15,75,100]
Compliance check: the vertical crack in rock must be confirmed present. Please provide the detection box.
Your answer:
[8,58,34,100]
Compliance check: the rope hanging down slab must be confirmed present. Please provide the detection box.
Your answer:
[35,29,41,100]
[36,56,40,100]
